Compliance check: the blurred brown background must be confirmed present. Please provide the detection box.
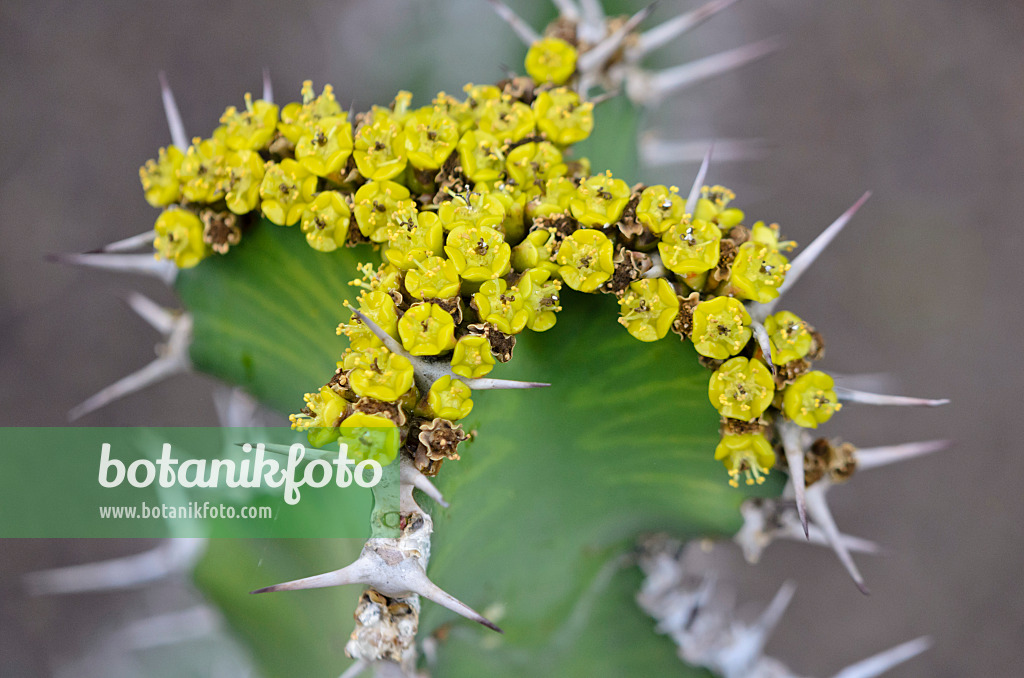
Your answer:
[1,1,1021,676]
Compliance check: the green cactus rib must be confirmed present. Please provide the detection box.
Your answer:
[178,219,779,676]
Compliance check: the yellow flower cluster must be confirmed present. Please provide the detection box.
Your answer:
[141,42,839,487]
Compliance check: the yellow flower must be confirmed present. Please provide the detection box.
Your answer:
[456,130,506,182]
[473,278,529,334]
[693,185,744,229]
[338,413,399,465]
[338,289,400,351]
[426,375,474,420]
[505,141,566,192]
[518,268,562,331]
[528,176,577,220]
[178,137,229,203]
[383,210,444,269]
[729,242,790,303]
[532,87,593,146]
[343,347,415,402]
[524,37,578,85]
[402,106,460,170]
[783,371,840,428]
[224,150,265,214]
[570,172,631,226]
[278,80,344,144]
[450,335,495,379]
[714,433,776,487]
[658,217,722,275]
[691,296,753,359]
[353,115,407,181]
[444,224,511,282]
[139,145,184,207]
[220,94,279,151]
[617,278,680,342]
[635,185,685,235]
[437,192,506,232]
[352,180,415,243]
[290,385,348,430]
[295,116,354,177]
[259,159,317,226]
[398,302,458,356]
[300,191,351,252]
[405,253,462,299]
[556,228,615,292]
[708,357,775,421]
[764,311,813,364]
[153,208,211,269]
[477,96,536,143]
[511,227,559,274]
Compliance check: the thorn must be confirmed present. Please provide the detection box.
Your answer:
[640,135,768,167]
[68,313,192,421]
[108,605,221,651]
[461,377,550,390]
[766,192,871,313]
[262,67,274,104]
[829,371,900,393]
[781,517,884,556]
[346,304,408,357]
[628,0,743,61]
[685,145,713,214]
[626,37,782,106]
[252,541,502,632]
[47,252,178,285]
[158,71,189,150]
[750,321,775,375]
[835,387,949,408]
[124,292,178,334]
[577,4,656,74]
[88,230,156,254]
[338,659,369,678]
[578,0,607,43]
[250,558,374,594]
[24,538,206,595]
[855,440,950,471]
[751,580,797,647]
[487,0,541,46]
[779,422,808,538]
[551,0,581,22]
[400,457,449,508]
[804,483,869,595]
[587,88,622,106]
[831,636,932,678]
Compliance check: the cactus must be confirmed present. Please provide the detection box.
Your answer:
[51,1,950,676]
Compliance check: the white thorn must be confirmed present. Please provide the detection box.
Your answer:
[338,659,369,678]
[404,566,503,633]
[780,515,883,556]
[91,230,156,253]
[779,422,808,538]
[68,314,192,421]
[49,252,177,285]
[261,67,274,104]
[685,145,713,214]
[578,0,607,43]
[752,580,797,648]
[640,134,768,167]
[829,371,900,393]
[24,538,206,595]
[250,557,375,593]
[855,440,950,471]
[804,483,869,594]
[462,377,550,390]
[628,0,743,61]
[108,605,221,650]
[551,0,581,22]
[835,387,949,408]
[400,457,449,508]
[125,292,178,334]
[751,321,775,375]
[626,37,782,106]
[577,4,655,74]
[487,0,541,46]
[158,71,188,151]
[769,192,872,309]
[831,636,932,678]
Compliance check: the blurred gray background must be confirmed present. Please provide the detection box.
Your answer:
[1,0,1021,676]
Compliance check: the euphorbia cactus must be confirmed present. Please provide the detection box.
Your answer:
[53,2,950,676]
